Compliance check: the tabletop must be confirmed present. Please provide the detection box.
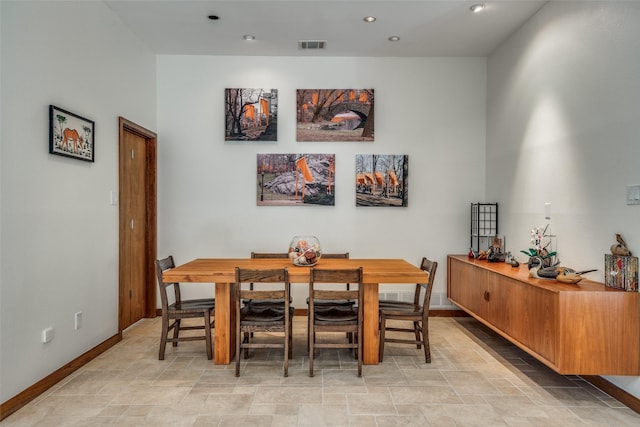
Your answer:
[163,258,429,284]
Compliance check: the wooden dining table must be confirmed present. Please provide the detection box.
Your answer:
[162,257,429,365]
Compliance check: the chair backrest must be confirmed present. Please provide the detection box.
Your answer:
[251,252,289,259]
[309,267,362,304]
[249,253,289,290]
[321,252,349,259]
[235,267,290,306]
[415,257,438,309]
[155,255,179,312]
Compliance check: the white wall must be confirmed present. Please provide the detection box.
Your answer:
[0,1,156,402]
[487,1,640,398]
[156,55,486,306]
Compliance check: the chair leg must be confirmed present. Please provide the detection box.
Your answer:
[172,319,181,347]
[284,324,289,378]
[204,311,213,360]
[244,332,250,359]
[414,321,422,349]
[423,320,431,363]
[378,313,387,363]
[357,325,362,377]
[159,316,170,360]
[236,314,241,377]
[309,325,315,377]
[288,318,293,359]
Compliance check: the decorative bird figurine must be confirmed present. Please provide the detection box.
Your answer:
[528,256,543,278]
[555,267,583,284]
[611,233,632,256]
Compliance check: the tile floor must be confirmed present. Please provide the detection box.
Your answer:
[3,316,640,426]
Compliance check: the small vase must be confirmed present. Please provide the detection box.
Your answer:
[288,236,321,266]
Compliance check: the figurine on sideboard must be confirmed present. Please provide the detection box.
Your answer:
[610,233,632,256]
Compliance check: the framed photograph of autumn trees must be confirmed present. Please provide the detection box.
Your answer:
[225,88,278,141]
[356,154,408,207]
[296,89,374,142]
[257,153,335,206]
[49,105,95,162]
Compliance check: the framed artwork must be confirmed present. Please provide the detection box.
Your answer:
[257,153,335,206]
[491,234,505,254]
[296,89,374,142]
[225,88,278,141]
[356,154,408,207]
[49,105,95,162]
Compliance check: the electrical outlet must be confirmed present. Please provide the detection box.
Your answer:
[42,327,54,343]
[75,312,82,330]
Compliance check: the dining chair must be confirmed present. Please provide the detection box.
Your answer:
[378,257,437,363]
[308,267,363,377]
[154,255,215,360]
[235,267,293,377]
[247,252,290,308]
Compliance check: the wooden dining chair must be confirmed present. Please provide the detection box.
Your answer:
[305,252,351,305]
[378,257,437,363]
[247,252,290,308]
[235,267,293,377]
[154,256,215,360]
[308,267,363,377]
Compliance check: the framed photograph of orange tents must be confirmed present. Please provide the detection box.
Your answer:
[225,88,278,141]
[296,89,374,142]
[257,153,335,206]
[356,154,408,207]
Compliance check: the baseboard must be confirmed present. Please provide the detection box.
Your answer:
[583,375,640,414]
[0,333,122,421]
[429,309,469,317]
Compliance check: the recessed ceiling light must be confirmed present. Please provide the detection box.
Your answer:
[470,4,486,13]
[363,16,376,23]
[243,35,255,41]
[388,36,400,42]
[207,15,220,20]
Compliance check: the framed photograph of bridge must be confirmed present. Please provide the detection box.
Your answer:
[296,89,374,142]
[49,105,95,162]
[225,88,278,141]
[356,154,408,207]
[257,153,335,206]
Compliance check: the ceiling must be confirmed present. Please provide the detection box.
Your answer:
[104,0,548,57]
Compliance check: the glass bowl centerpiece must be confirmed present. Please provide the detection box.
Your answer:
[288,236,321,266]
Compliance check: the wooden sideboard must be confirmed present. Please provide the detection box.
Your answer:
[447,255,640,375]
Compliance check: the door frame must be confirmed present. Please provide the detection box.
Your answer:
[118,117,157,334]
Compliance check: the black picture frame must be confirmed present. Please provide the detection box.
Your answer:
[49,105,95,162]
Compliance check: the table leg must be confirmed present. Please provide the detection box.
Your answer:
[214,282,236,364]
[362,283,380,364]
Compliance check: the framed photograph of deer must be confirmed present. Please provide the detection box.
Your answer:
[49,105,95,162]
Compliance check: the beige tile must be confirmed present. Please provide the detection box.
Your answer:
[4,316,640,427]
[347,392,397,416]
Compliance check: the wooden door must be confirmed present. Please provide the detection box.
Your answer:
[119,118,157,332]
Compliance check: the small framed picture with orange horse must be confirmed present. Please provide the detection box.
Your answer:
[49,105,95,162]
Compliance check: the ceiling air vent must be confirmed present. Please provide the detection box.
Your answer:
[298,40,326,50]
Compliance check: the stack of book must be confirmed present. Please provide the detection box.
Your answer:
[604,254,639,291]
